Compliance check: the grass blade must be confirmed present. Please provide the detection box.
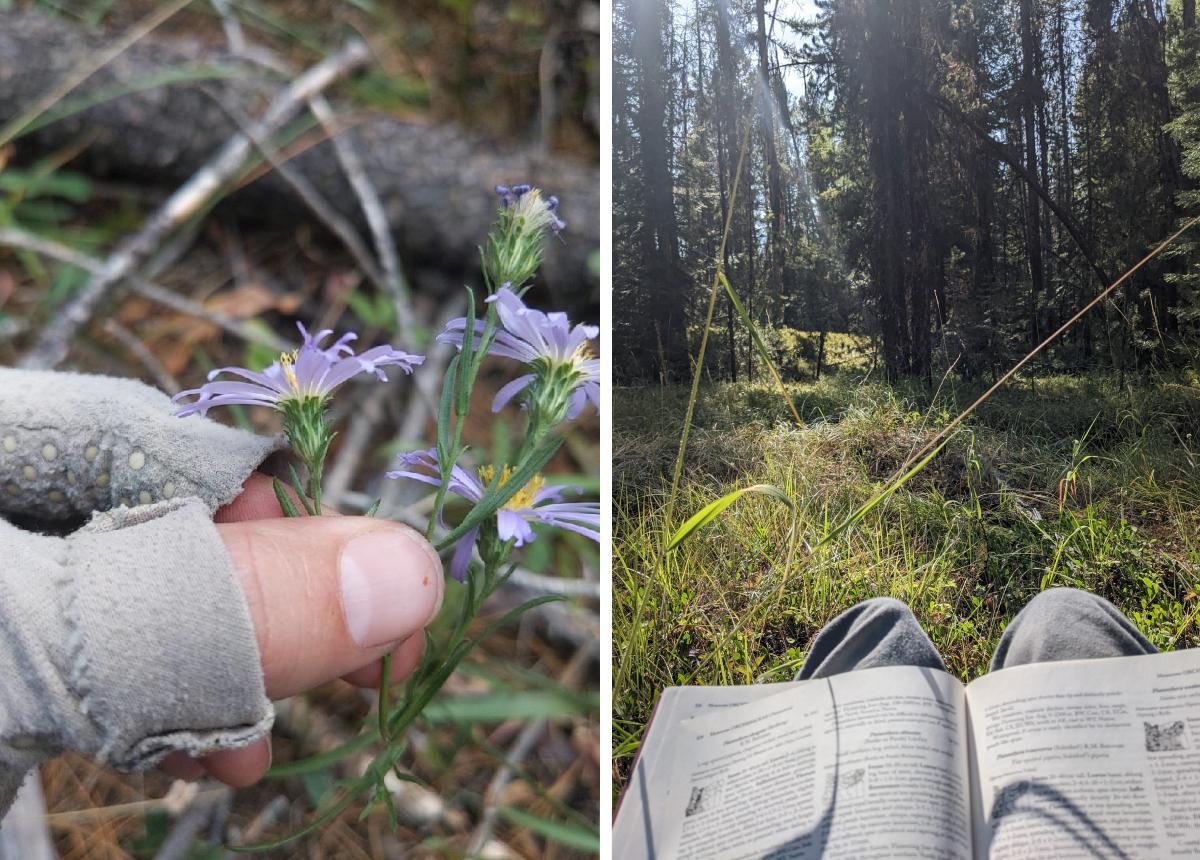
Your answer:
[815,436,951,548]
[719,271,802,426]
[498,807,601,853]
[667,484,793,552]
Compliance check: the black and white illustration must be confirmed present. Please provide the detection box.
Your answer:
[684,780,725,818]
[822,767,869,803]
[1145,720,1187,753]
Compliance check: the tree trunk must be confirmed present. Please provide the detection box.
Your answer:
[632,0,685,379]
[1020,0,1045,350]
[754,0,784,299]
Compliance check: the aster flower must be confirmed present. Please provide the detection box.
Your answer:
[484,184,564,287]
[174,323,423,485]
[387,448,600,582]
[173,323,423,417]
[438,286,599,425]
[494,184,566,235]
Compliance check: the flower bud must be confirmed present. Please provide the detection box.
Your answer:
[482,184,565,288]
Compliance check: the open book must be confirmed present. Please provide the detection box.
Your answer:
[613,649,1200,859]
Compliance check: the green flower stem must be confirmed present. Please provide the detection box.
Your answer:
[377,653,393,740]
[426,304,501,542]
[433,435,563,553]
[306,456,324,516]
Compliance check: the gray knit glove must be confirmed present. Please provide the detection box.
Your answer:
[0,367,283,815]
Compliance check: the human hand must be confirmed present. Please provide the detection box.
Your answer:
[159,474,443,787]
[0,366,442,814]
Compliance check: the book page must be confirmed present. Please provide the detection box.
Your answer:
[652,666,973,860]
[613,684,795,858]
[966,648,1200,859]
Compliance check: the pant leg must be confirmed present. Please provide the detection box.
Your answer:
[796,597,947,680]
[990,587,1156,672]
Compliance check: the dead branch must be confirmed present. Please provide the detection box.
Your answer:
[0,9,599,309]
[308,95,416,339]
[18,38,371,369]
[217,96,388,291]
[0,226,290,352]
[102,319,180,393]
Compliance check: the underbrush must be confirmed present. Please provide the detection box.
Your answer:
[612,372,1200,789]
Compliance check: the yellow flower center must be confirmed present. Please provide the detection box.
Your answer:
[570,340,594,366]
[279,350,300,393]
[478,465,544,511]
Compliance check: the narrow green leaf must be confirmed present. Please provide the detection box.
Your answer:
[435,436,564,551]
[667,484,793,552]
[498,806,601,853]
[469,594,563,646]
[271,477,301,518]
[266,730,379,778]
[435,353,460,468]
[17,66,245,139]
[287,464,316,515]
[456,286,477,416]
[421,690,597,724]
[815,437,952,547]
[720,271,802,425]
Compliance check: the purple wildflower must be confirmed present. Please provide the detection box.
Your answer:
[495,183,533,208]
[437,286,599,420]
[387,448,600,582]
[172,323,423,417]
[545,194,566,234]
[495,183,565,235]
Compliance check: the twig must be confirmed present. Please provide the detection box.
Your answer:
[41,782,221,827]
[537,25,564,153]
[322,380,399,507]
[208,0,246,55]
[102,319,180,393]
[215,94,387,291]
[204,17,414,341]
[0,226,289,351]
[326,295,463,507]
[20,38,371,369]
[505,567,599,599]
[223,795,289,856]
[465,640,597,855]
[307,96,415,341]
[152,785,232,860]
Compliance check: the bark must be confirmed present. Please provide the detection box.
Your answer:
[632,0,685,378]
[714,0,740,382]
[0,10,598,305]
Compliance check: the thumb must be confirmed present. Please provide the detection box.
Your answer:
[218,516,443,699]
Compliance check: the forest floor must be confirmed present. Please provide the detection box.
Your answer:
[612,371,1200,792]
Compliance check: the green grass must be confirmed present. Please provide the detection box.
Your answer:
[612,371,1200,787]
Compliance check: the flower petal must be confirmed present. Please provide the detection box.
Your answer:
[496,509,537,547]
[491,374,535,413]
[450,527,479,583]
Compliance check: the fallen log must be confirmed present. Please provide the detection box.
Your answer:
[0,9,599,308]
